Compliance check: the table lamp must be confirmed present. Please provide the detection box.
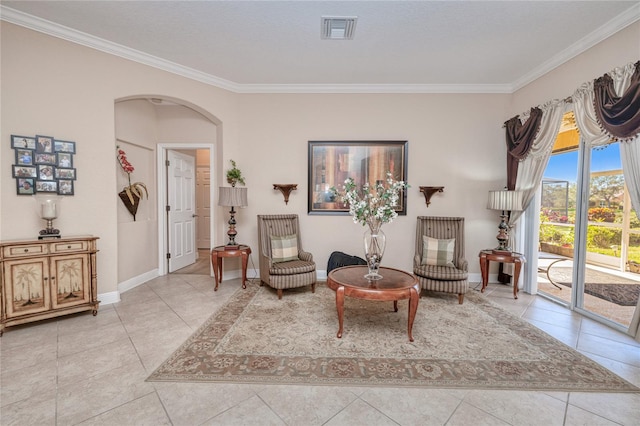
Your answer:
[218,186,248,250]
[487,190,523,253]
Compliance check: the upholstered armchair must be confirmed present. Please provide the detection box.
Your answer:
[257,214,316,299]
[413,216,469,304]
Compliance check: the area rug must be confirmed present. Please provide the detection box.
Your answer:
[147,283,638,392]
[543,267,640,306]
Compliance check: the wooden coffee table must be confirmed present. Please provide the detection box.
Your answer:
[326,265,420,342]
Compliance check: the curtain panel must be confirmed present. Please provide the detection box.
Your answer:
[573,60,640,341]
[593,61,640,140]
[505,107,543,190]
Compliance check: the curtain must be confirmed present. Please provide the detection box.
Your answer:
[505,107,543,190]
[573,61,640,341]
[594,61,640,140]
[500,101,565,279]
[509,100,566,226]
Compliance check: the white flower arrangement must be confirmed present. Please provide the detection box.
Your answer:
[331,172,409,228]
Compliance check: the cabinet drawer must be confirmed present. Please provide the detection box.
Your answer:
[3,244,48,258]
[50,240,88,253]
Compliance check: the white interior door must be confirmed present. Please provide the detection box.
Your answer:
[168,150,196,272]
[196,166,211,249]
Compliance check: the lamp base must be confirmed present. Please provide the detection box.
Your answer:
[492,248,512,255]
[38,234,61,240]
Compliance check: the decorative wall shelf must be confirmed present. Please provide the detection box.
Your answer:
[419,186,444,207]
[273,184,297,205]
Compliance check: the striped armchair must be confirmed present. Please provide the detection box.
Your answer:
[413,216,469,304]
[257,214,316,299]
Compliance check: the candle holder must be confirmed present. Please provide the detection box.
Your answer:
[36,195,61,239]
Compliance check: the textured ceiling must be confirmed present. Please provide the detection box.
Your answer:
[1,1,638,92]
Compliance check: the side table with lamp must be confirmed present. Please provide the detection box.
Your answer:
[480,189,526,299]
[212,184,251,290]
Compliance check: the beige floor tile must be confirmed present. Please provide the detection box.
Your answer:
[577,333,640,367]
[76,393,172,426]
[57,337,140,388]
[521,306,583,330]
[447,401,511,426]
[57,320,129,357]
[258,385,358,425]
[584,353,640,388]
[0,358,57,407]
[0,391,57,426]
[116,283,164,305]
[564,404,619,426]
[0,336,57,373]
[463,390,567,426]
[201,395,285,426]
[323,398,398,425]
[0,319,58,350]
[56,360,155,425]
[56,306,119,335]
[154,382,260,425]
[568,392,640,425]
[360,387,463,425]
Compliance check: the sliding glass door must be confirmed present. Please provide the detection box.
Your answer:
[537,113,640,331]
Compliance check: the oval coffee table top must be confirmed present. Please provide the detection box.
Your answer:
[327,265,417,291]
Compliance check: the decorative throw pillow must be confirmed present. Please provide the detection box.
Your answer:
[270,234,299,263]
[422,236,455,267]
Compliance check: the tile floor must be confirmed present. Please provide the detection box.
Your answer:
[1,272,640,425]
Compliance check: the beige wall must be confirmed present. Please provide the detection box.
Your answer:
[1,22,238,298]
[2,19,637,300]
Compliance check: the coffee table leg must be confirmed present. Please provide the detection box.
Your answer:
[407,287,419,342]
[335,286,345,339]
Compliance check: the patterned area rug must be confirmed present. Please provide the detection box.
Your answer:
[544,267,640,306]
[147,283,638,392]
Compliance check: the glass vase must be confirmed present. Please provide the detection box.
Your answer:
[363,222,386,280]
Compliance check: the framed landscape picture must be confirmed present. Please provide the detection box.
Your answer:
[308,140,408,215]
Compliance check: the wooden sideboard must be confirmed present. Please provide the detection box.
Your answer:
[0,236,99,335]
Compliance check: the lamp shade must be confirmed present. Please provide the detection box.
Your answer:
[218,187,248,207]
[487,190,523,212]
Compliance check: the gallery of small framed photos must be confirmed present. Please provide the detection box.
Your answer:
[11,134,77,196]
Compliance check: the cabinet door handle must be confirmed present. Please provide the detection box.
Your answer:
[24,248,29,252]
[51,276,55,280]
[43,277,48,281]
[67,245,72,249]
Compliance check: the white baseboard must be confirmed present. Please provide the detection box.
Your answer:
[97,291,120,305]
[99,269,160,305]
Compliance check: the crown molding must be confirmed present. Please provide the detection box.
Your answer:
[511,3,640,92]
[2,4,638,95]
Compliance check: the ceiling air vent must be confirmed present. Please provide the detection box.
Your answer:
[321,16,357,40]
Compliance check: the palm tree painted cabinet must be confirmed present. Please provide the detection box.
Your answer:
[0,236,99,335]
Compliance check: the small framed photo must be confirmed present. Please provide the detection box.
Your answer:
[11,135,36,150]
[36,135,54,153]
[54,140,76,154]
[38,165,55,180]
[17,178,35,195]
[35,153,57,165]
[36,180,58,193]
[12,165,37,178]
[56,152,73,168]
[15,149,34,165]
[57,179,74,195]
[55,167,76,180]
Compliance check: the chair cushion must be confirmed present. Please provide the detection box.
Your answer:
[270,234,299,263]
[270,259,316,275]
[414,264,468,280]
[422,236,455,267]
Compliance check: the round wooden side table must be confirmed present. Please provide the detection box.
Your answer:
[210,245,251,291]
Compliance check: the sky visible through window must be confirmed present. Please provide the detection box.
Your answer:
[543,143,622,183]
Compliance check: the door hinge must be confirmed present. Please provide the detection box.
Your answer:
[166,205,171,212]
[166,160,170,167]
[166,253,171,259]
